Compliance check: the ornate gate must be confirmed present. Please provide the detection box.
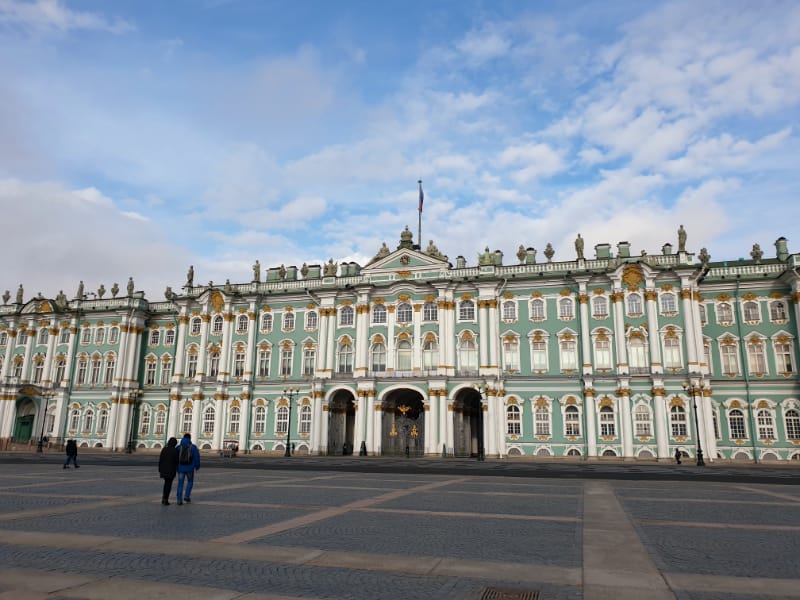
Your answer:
[381,390,425,457]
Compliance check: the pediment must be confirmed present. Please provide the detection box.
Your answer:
[362,248,449,274]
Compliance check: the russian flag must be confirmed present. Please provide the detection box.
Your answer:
[418,181,424,213]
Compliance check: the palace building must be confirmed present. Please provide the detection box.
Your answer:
[1,227,799,462]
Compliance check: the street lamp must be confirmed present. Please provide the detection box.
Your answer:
[472,382,486,461]
[682,381,706,466]
[126,389,142,454]
[283,386,298,457]
[37,389,54,453]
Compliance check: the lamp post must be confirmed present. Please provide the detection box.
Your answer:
[472,382,486,461]
[283,386,298,457]
[37,389,54,453]
[683,382,706,466]
[126,389,142,454]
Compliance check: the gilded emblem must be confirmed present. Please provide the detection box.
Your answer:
[621,264,643,288]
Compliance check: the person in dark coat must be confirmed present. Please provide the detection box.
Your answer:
[674,448,682,465]
[176,433,200,505]
[158,437,179,505]
[63,439,79,469]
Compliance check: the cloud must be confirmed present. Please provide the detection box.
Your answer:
[0,0,133,34]
[496,142,566,183]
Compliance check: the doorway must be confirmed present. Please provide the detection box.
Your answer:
[381,389,425,457]
[327,389,356,455]
[453,389,483,458]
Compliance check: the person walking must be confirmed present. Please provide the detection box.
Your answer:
[674,448,682,465]
[63,439,79,469]
[158,437,179,505]
[176,433,200,505]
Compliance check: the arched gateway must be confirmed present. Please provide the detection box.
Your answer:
[381,388,425,457]
[452,388,484,458]
[327,389,356,455]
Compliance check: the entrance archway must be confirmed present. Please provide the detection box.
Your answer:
[381,388,425,457]
[13,397,36,443]
[327,389,356,455]
[452,388,483,458]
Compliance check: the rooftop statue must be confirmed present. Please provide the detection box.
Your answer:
[76,281,84,300]
[186,265,194,287]
[478,246,493,266]
[678,225,687,252]
[324,259,338,277]
[575,234,584,260]
[253,260,261,283]
[127,277,135,297]
[373,242,390,261]
[750,243,763,263]
[16,284,23,304]
[544,243,555,262]
[111,282,119,298]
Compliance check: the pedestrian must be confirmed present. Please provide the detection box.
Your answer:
[158,437,179,505]
[63,439,79,469]
[674,448,682,465]
[176,433,200,505]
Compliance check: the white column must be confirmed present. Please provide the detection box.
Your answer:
[620,392,633,458]
[485,389,496,457]
[317,308,330,374]
[21,321,35,381]
[412,304,422,371]
[680,288,699,369]
[0,323,18,380]
[386,304,396,371]
[42,325,59,385]
[366,393,375,454]
[326,309,337,376]
[172,313,189,382]
[701,388,717,461]
[312,390,323,453]
[320,401,330,454]
[585,391,597,457]
[238,396,249,451]
[611,291,628,374]
[578,290,592,375]
[445,394,454,454]
[355,301,369,375]
[427,390,439,454]
[478,300,489,371]
[244,305,257,379]
[355,390,366,449]
[168,395,181,439]
[438,391,448,454]
[645,289,662,371]
[653,388,669,459]
[488,300,499,370]
[197,314,211,380]
[495,393,505,458]
[219,311,234,381]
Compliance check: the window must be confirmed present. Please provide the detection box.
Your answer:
[507,405,521,435]
[743,301,760,323]
[338,341,353,374]
[368,341,384,372]
[212,315,223,334]
[594,336,612,370]
[230,407,240,434]
[155,410,166,435]
[76,357,88,384]
[182,408,192,434]
[634,405,652,437]
[396,302,413,323]
[276,406,289,434]
[90,356,101,384]
[300,405,312,434]
[747,339,767,375]
[160,359,172,385]
[458,337,477,372]
[186,351,198,379]
[164,329,175,345]
[149,330,160,345]
[713,410,720,439]
[339,306,354,326]
[69,409,79,431]
[502,301,516,321]
[32,359,44,383]
[302,347,316,376]
[757,409,775,440]
[12,357,23,378]
[0,331,8,346]
[559,339,577,371]
[203,407,215,434]
[721,342,739,375]
[423,301,438,322]
[660,293,677,314]
[236,314,249,333]
[422,339,438,370]
[717,303,733,324]
[531,339,548,371]
[145,361,157,385]
[54,358,66,386]
[699,304,707,325]
[190,317,201,335]
[530,298,545,320]
[98,409,108,434]
[280,347,293,377]
[81,328,91,344]
[785,409,800,440]
[770,301,787,322]
[372,304,387,324]
[565,406,581,436]
[258,348,271,377]
[37,328,48,345]
[140,409,151,435]
[60,328,70,344]
[663,336,682,369]
[503,337,520,372]
[628,336,648,371]
[670,406,687,437]
[592,297,607,318]
[535,406,550,436]
[254,406,266,434]
[775,341,794,373]
[627,293,643,316]
[19,330,29,345]
[233,349,246,378]
[396,339,412,371]
[260,313,273,332]
[599,406,616,437]
[459,300,475,321]
[558,298,574,319]
[728,409,746,439]
[208,351,220,377]
[83,409,94,432]
[104,355,115,384]
[306,310,318,330]
[703,342,712,374]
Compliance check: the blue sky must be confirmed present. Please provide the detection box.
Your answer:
[1,0,798,300]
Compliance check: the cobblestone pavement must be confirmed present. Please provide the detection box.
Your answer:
[0,454,798,599]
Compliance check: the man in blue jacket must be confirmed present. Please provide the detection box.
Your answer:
[176,433,200,505]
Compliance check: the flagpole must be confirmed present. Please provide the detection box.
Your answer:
[417,180,423,250]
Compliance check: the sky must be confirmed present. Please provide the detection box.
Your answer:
[1,0,799,302]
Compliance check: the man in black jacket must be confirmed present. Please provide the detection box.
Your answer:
[158,437,179,505]
[63,439,79,469]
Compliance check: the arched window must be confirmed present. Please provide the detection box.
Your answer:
[339,306,354,326]
[260,313,273,332]
[459,300,475,321]
[94,327,105,345]
[728,409,746,439]
[300,405,312,434]
[717,303,733,323]
[535,406,550,436]
[743,301,760,322]
[599,406,615,437]
[160,358,172,386]
[663,336,681,368]
[0,331,7,346]
[104,354,115,384]
[212,315,223,334]
[233,348,246,378]
[422,338,439,370]
[592,296,607,318]
[785,409,800,440]
[203,407,215,434]
[530,298,545,320]
[396,339,412,371]
[699,304,707,325]
[258,347,271,377]
[458,337,477,373]
[302,347,316,376]
[164,329,175,345]
[747,339,767,375]
[396,302,413,323]
[182,408,193,434]
[558,298,574,319]
[564,405,581,436]
[190,317,202,335]
[37,328,48,345]
[280,346,293,377]
[254,406,266,434]
[90,355,102,384]
[98,409,108,434]
[503,337,520,372]
[108,327,119,344]
[149,330,160,345]
[282,312,295,331]
[775,340,794,373]
[32,356,44,383]
[531,337,548,371]
[83,409,94,432]
[338,340,353,373]
[139,408,151,435]
[305,310,318,330]
[208,351,220,377]
[145,360,157,385]
[628,336,648,371]
[633,405,652,437]
[506,405,521,435]
[372,304,387,324]
[236,314,249,333]
[54,357,66,386]
[757,409,775,440]
[770,301,787,322]
[155,409,166,435]
[660,293,677,313]
[594,334,612,370]
[276,406,289,434]
[670,406,687,437]
[229,406,240,434]
[502,301,516,321]
[69,409,79,431]
[76,356,88,384]
[559,338,577,371]
[423,301,438,322]
[627,293,643,316]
